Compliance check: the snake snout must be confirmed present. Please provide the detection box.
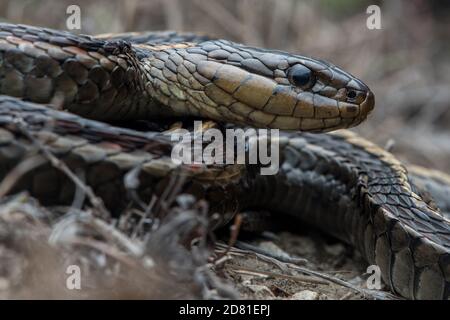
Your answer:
[361,90,375,116]
[344,78,375,117]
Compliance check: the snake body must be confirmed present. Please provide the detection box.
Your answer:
[0,23,449,300]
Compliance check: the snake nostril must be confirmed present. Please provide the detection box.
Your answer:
[347,90,357,99]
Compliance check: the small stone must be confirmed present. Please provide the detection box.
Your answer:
[246,285,275,298]
[291,290,319,300]
[258,241,290,259]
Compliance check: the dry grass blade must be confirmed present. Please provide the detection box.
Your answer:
[230,265,329,285]
[0,155,47,198]
[14,119,110,219]
[285,263,400,300]
[234,240,308,265]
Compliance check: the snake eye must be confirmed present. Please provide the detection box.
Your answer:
[288,64,314,89]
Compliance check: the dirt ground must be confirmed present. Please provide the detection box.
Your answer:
[216,234,372,300]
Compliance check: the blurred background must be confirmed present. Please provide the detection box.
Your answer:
[1,0,449,172]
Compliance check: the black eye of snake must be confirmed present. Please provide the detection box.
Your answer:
[288,64,314,88]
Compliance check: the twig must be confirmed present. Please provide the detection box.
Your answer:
[215,242,293,273]
[124,165,147,210]
[285,263,399,300]
[0,155,47,197]
[235,240,308,265]
[14,119,110,219]
[213,213,243,262]
[339,292,354,300]
[67,168,88,214]
[131,195,158,238]
[215,243,397,300]
[229,265,329,285]
[85,214,144,257]
[154,172,185,217]
[67,236,139,268]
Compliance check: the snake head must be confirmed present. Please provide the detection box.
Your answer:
[156,40,374,132]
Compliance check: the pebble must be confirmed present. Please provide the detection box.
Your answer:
[291,290,320,300]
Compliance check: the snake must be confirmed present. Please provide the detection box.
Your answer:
[0,23,449,300]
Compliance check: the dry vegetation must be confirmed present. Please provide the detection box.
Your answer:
[0,0,448,299]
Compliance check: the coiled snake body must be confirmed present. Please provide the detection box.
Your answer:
[0,23,449,300]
